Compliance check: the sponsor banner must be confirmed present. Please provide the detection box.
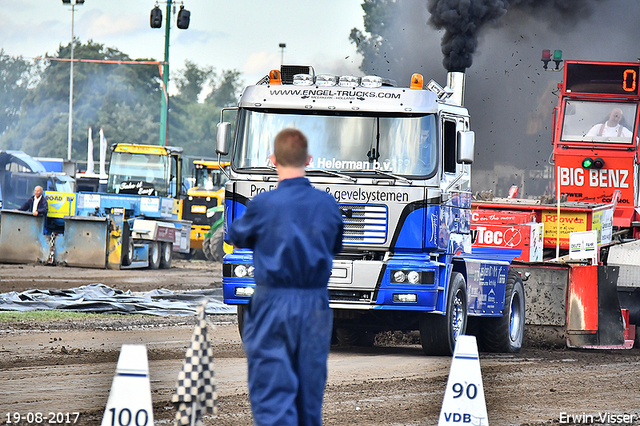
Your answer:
[591,207,614,245]
[542,211,588,247]
[471,222,543,262]
[471,209,536,225]
[46,191,77,218]
[555,154,635,206]
[569,230,598,261]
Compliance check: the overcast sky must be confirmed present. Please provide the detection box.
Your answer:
[2,0,365,88]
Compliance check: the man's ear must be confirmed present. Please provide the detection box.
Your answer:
[306,155,312,167]
[269,154,277,167]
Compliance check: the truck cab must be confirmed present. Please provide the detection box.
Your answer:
[217,66,523,355]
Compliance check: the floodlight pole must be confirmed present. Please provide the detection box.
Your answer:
[159,0,172,146]
[66,1,80,161]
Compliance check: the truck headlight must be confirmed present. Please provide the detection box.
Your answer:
[234,265,254,278]
[390,270,435,285]
[393,271,406,283]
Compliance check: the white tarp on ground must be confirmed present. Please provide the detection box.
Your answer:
[0,283,235,316]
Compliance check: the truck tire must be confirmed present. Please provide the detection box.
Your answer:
[209,227,225,262]
[335,328,376,347]
[481,270,525,353]
[420,272,467,356]
[122,240,134,267]
[148,241,161,270]
[202,238,214,262]
[237,304,246,340]
[160,242,172,269]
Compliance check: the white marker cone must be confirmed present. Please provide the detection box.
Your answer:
[101,344,155,426]
[438,335,489,426]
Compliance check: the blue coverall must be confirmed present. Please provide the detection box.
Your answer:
[228,177,343,426]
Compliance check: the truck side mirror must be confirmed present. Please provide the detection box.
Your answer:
[216,122,231,156]
[457,131,475,164]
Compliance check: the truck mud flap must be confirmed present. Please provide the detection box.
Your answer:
[55,216,108,268]
[0,210,50,264]
[567,265,626,348]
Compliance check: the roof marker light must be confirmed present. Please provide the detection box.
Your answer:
[410,73,424,90]
[316,74,338,87]
[269,70,281,85]
[339,75,360,87]
[361,75,383,88]
[293,74,314,86]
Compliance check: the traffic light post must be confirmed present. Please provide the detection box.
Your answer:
[159,0,171,147]
[150,1,190,146]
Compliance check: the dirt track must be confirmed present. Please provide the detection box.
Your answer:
[2,260,640,425]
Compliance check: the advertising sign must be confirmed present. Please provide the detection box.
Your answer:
[46,191,77,218]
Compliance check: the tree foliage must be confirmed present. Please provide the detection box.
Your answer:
[0,50,39,135]
[0,40,244,164]
[349,0,402,77]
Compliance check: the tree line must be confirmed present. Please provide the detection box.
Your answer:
[0,41,243,165]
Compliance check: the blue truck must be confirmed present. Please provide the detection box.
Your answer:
[216,66,524,355]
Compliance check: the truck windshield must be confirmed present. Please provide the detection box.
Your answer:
[196,167,228,191]
[107,152,170,196]
[561,100,637,144]
[233,109,437,177]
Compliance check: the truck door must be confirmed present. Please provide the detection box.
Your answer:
[439,115,471,253]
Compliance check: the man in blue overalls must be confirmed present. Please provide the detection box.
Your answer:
[228,128,343,426]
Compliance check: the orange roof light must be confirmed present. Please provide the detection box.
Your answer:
[269,69,282,85]
[410,73,424,90]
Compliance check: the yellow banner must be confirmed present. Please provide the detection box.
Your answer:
[113,144,167,155]
[46,192,76,218]
[542,211,588,247]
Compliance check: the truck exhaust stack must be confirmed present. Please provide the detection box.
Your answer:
[446,71,466,107]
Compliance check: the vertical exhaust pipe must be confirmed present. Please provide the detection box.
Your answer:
[446,71,466,107]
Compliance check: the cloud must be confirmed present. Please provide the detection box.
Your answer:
[77,9,145,39]
[242,51,280,76]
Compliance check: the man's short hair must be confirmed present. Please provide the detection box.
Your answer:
[273,128,308,167]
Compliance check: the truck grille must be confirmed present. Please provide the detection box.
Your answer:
[329,290,373,303]
[182,197,220,225]
[339,204,388,245]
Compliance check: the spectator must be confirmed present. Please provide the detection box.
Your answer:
[19,185,48,217]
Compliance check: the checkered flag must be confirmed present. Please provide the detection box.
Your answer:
[172,302,217,426]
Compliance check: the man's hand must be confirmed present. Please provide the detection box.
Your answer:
[32,211,38,216]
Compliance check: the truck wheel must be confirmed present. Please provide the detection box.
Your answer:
[160,242,172,269]
[420,272,467,356]
[237,304,246,340]
[202,238,214,262]
[209,227,225,262]
[122,240,134,267]
[148,241,161,270]
[481,270,525,353]
[335,328,376,347]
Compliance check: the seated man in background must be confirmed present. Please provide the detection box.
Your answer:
[586,107,633,139]
[19,185,48,217]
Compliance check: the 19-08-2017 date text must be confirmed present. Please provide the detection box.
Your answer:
[5,412,80,424]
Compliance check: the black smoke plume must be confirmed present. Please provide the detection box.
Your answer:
[427,0,603,71]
